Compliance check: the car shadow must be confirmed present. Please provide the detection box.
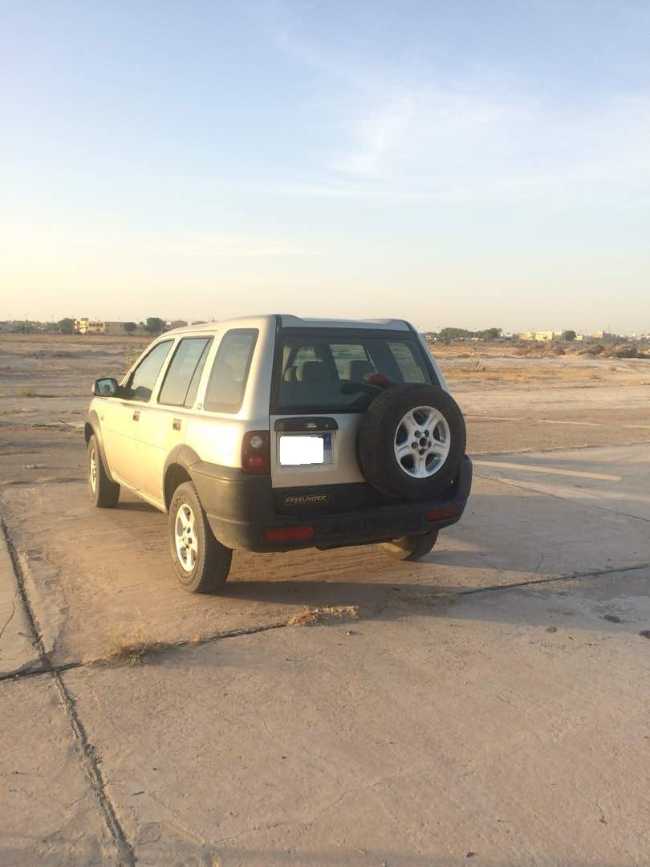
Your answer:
[113,497,158,512]
[221,576,441,608]
[217,568,650,636]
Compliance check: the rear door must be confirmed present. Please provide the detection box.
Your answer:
[269,328,434,506]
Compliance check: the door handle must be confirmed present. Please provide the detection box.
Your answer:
[172,418,182,431]
[132,410,140,422]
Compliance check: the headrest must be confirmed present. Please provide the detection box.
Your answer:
[300,361,331,384]
[349,360,373,381]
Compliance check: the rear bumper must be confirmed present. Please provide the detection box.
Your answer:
[194,456,472,553]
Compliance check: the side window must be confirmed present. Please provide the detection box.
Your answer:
[127,341,173,402]
[204,329,258,413]
[184,342,212,408]
[158,338,212,407]
[387,341,427,383]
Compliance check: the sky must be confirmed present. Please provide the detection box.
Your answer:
[1,0,649,333]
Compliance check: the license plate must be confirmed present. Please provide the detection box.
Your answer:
[279,433,332,466]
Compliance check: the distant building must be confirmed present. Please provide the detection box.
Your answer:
[104,321,133,335]
[74,318,106,334]
[74,319,140,335]
[518,330,561,342]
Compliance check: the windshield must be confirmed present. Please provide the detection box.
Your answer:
[273,330,435,413]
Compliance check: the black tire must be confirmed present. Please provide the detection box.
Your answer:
[169,481,232,594]
[381,530,438,561]
[88,435,120,508]
[358,384,465,500]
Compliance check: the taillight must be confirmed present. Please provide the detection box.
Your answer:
[242,430,270,474]
[264,526,314,543]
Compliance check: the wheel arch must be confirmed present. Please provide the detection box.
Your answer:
[84,413,116,483]
[163,445,202,511]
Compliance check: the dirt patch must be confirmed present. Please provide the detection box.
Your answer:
[288,605,360,626]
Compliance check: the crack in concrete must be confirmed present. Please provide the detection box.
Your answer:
[0,619,300,683]
[0,658,83,683]
[456,559,650,597]
[3,557,649,687]
[0,593,17,642]
[475,470,650,525]
[0,476,85,489]
[0,518,135,866]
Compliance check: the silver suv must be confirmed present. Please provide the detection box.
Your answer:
[86,315,472,592]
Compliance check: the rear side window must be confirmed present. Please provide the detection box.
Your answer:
[204,329,258,413]
[127,340,173,402]
[387,341,427,383]
[158,337,212,407]
[274,331,433,413]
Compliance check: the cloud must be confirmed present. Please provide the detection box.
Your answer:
[300,85,650,207]
[332,93,416,178]
[268,11,650,206]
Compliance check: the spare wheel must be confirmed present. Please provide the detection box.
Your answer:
[357,384,466,500]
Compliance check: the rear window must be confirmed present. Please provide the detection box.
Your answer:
[204,329,258,413]
[273,331,433,413]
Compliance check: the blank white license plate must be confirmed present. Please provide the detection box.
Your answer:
[279,434,331,466]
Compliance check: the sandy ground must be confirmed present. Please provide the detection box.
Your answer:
[1,334,650,866]
[1,334,650,488]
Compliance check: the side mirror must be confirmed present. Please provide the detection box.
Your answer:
[93,377,119,397]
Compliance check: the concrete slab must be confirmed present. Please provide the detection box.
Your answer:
[2,334,650,867]
[474,443,650,520]
[0,676,117,866]
[2,445,649,667]
[63,568,650,866]
[0,526,39,676]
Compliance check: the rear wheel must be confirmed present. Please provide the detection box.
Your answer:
[381,530,438,561]
[169,481,232,593]
[88,435,120,508]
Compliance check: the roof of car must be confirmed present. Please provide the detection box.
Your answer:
[164,314,412,336]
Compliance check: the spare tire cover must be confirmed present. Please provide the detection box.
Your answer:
[357,384,466,500]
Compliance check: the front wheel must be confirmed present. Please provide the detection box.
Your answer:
[88,435,120,508]
[381,530,438,562]
[169,481,232,593]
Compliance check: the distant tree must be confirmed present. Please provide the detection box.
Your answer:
[438,327,472,341]
[170,319,188,329]
[191,320,207,325]
[479,327,502,340]
[123,321,137,334]
[562,329,577,342]
[145,317,165,335]
[58,317,75,334]
[436,326,503,342]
